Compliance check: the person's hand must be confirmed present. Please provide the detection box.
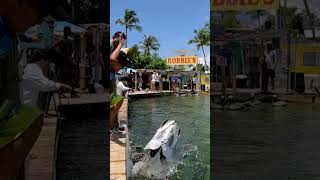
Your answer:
[60,83,72,91]
[119,33,126,46]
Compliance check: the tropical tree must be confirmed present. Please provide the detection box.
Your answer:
[188,24,210,67]
[139,35,160,56]
[302,0,315,39]
[116,9,142,47]
[145,55,167,70]
[221,11,241,28]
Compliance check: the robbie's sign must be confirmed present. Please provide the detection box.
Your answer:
[211,0,279,11]
[166,56,198,65]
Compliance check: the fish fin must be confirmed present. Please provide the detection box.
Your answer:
[178,129,181,136]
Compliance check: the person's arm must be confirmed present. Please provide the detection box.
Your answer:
[120,82,130,91]
[24,64,71,92]
[110,33,125,61]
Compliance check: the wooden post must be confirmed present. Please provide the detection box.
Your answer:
[134,71,137,91]
[232,56,236,96]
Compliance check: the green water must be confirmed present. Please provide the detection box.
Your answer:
[128,95,210,179]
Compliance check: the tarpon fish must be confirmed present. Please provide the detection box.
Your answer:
[132,120,181,178]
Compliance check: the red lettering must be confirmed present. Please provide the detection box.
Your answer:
[212,0,224,5]
[192,57,197,64]
[168,58,171,63]
[226,0,237,5]
[263,0,274,5]
[181,58,185,64]
[239,0,246,5]
[248,0,259,5]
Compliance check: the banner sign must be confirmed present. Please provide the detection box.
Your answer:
[211,0,279,11]
[166,56,198,65]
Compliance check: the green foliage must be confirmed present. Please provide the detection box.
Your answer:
[127,44,166,70]
[188,23,210,67]
[145,56,167,70]
[178,65,185,71]
[221,11,241,28]
[139,35,160,56]
[116,9,142,47]
[77,0,106,23]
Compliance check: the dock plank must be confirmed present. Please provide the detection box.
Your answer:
[110,98,128,179]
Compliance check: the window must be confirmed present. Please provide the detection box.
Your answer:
[303,52,320,66]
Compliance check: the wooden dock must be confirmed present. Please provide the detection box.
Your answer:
[110,98,128,180]
[28,109,57,180]
[27,93,108,180]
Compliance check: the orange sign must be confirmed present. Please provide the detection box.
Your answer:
[211,0,279,11]
[166,56,198,65]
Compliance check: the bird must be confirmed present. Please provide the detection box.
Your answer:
[272,95,287,107]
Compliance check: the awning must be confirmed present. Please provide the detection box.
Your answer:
[54,21,86,35]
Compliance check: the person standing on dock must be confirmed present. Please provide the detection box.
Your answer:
[192,74,198,92]
[264,44,277,91]
[151,71,156,91]
[19,51,72,109]
[110,32,126,95]
[155,71,160,91]
[116,77,131,97]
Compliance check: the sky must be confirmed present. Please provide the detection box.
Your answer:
[212,0,320,28]
[110,0,210,66]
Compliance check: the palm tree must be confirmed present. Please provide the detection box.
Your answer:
[188,24,210,67]
[139,35,160,56]
[116,9,142,47]
[302,0,316,39]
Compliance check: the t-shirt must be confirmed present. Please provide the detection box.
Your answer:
[116,81,129,96]
[155,73,160,82]
[151,73,156,82]
[265,50,276,70]
[19,64,61,108]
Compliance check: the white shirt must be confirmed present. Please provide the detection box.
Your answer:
[151,73,156,82]
[116,81,130,96]
[193,77,198,83]
[155,73,160,82]
[265,50,276,70]
[19,63,61,108]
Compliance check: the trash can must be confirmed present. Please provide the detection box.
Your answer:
[291,72,305,94]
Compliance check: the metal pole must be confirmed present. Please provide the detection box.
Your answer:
[232,56,236,96]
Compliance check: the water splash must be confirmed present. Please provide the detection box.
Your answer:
[128,141,208,179]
